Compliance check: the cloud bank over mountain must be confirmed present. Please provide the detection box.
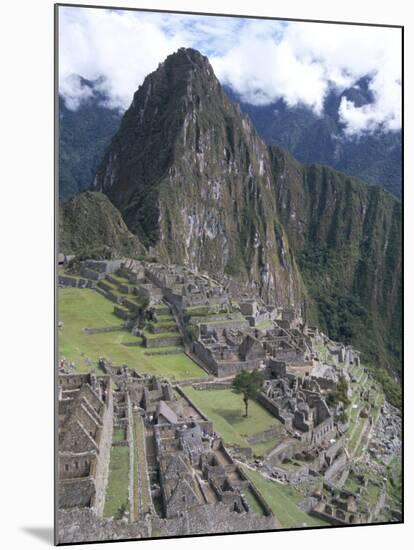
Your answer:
[59,7,401,136]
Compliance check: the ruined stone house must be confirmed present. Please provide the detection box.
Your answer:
[58,373,114,515]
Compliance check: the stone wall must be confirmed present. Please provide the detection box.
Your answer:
[151,502,277,537]
[106,290,123,304]
[257,392,292,429]
[114,306,133,321]
[58,275,95,288]
[216,359,262,377]
[144,335,183,348]
[176,376,215,387]
[311,416,335,446]
[84,259,123,273]
[265,439,301,465]
[57,509,150,544]
[273,349,303,362]
[193,341,219,375]
[174,386,210,423]
[58,478,95,509]
[237,467,273,517]
[92,380,114,516]
[191,381,233,390]
[246,426,283,446]
[144,348,184,357]
[83,325,125,335]
[231,446,253,459]
[324,438,343,465]
[268,358,287,377]
[200,319,250,334]
[80,267,104,281]
[324,451,348,482]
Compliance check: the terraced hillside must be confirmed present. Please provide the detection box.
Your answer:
[58,286,206,381]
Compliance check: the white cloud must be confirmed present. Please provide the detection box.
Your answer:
[59,8,191,110]
[211,33,328,113]
[281,22,402,135]
[59,74,94,111]
[58,7,401,134]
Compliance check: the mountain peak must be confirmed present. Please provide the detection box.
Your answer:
[94,48,301,305]
[131,47,219,107]
[156,48,215,82]
[167,47,210,67]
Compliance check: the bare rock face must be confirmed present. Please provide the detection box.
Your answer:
[95,48,304,305]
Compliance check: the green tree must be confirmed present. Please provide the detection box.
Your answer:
[232,369,264,417]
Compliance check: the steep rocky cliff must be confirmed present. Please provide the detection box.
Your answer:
[95,48,304,305]
[59,191,146,258]
[270,147,401,371]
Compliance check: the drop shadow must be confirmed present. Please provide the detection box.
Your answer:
[20,526,54,545]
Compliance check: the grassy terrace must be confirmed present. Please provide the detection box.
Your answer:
[148,323,177,333]
[241,467,329,528]
[252,438,281,457]
[58,288,206,380]
[143,329,180,340]
[103,445,130,518]
[183,387,284,456]
[365,482,381,508]
[155,313,174,321]
[243,488,264,515]
[107,273,131,284]
[184,305,222,316]
[343,475,362,494]
[201,315,246,325]
[256,320,274,331]
[113,427,126,443]
[132,414,152,518]
[99,279,134,297]
[386,457,402,510]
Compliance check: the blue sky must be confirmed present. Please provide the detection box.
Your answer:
[59,6,401,135]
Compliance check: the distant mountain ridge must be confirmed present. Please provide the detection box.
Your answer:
[59,77,122,202]
[225,79,401,198]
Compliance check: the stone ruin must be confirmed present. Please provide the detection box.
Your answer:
[145,263,230,310]
[258,375,335,446]
[239,298,277,327]
[57,256,397,537]
[194,328,266,377]
[154,422,274,525]
[309,483,369,525]
[58,373,114,515]
[57,364,277,543]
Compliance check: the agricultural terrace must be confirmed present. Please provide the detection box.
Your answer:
[103,445,130,518]
[58,288,206,381]
[241,466,329,528]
